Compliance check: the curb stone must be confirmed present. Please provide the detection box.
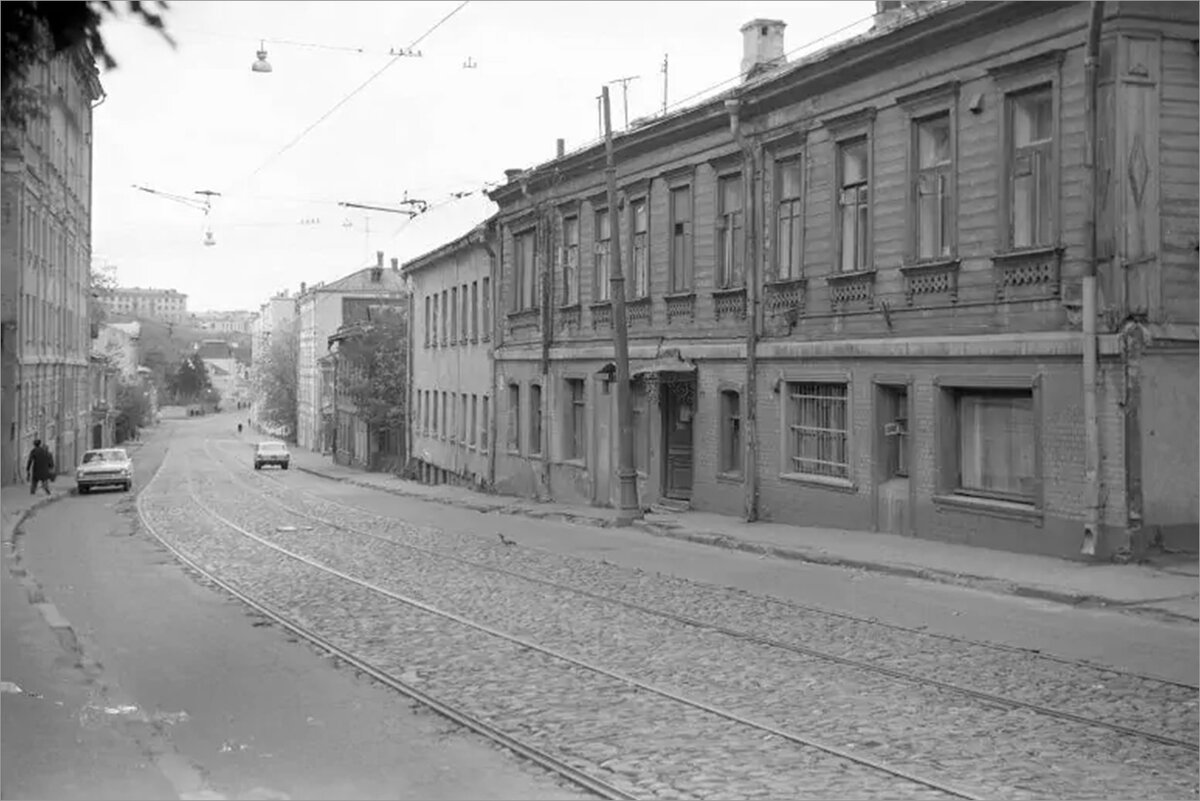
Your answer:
[295,465,1200,624]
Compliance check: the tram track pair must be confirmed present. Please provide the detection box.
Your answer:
[204,438,1200,754]
[141,446,985,801]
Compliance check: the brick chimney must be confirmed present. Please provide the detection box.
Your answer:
[504,168,524,184]
[740,19,787,81]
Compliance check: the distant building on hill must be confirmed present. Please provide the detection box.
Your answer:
[101,287,188,322]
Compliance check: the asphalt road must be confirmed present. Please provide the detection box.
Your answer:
[2,423,585,801]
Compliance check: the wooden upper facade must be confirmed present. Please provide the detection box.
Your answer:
[488,1,1198,354]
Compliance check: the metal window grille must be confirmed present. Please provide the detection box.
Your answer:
[787,382,849,479]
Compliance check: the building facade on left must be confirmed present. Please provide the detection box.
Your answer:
[1,44,104,484]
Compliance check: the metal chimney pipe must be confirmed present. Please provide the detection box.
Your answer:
[556,138,565,158]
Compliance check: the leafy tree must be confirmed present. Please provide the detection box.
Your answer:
[254,327,298,437]
[338,308,407,432]
[166,353,210,403]
[113,378,151,443]
[3,1,174,130]
[88,262,116,335]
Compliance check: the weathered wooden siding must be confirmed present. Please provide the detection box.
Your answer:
[1160,36,1199,324]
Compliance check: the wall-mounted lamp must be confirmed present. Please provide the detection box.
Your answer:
[252,41,273,73]
[968,92,985,114]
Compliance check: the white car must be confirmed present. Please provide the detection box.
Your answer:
[254,441,291,470]
[76,448,133,494]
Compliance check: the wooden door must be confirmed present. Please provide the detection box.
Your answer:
[662,381,695,500]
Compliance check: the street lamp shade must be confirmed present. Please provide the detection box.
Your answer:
[252,42,273,73]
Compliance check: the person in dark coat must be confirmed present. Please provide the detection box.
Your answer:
[25,439,54,496]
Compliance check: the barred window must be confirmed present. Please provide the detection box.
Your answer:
[786,382,849,479]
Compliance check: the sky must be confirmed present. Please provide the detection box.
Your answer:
[92,1,877,313]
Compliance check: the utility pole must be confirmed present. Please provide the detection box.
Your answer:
[608,75,640,129]
[602,85,641,525]
[661,54,669,116]
[596,93,603,138]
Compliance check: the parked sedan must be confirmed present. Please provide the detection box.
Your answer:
[254,441,290,470]
[76,448,133,494]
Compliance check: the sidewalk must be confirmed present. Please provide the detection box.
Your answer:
[287,447,1199,624]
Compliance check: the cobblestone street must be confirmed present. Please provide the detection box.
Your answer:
[122,426,1198,800]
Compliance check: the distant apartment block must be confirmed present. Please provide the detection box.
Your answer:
[101,287,188,322]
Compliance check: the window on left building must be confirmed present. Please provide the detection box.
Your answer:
[1008,86,1054,250]
[785,382,850,480]
[716,175,744,288]
[629,199,649,299]
[513,229,537,311]
[594,209,612,302]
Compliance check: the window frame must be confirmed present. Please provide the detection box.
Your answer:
[896,81,960,264]
[778,372,855,491]
[560,213,580,306]
[481,276,491,341]
[627,195,650,299]
[506,382,521,454]
[563,376,587,464]
[822,107,877,275]
[770,140,807,281]
[461,283,470,344]
[988,51,1064,254]
[718,384,744,479]
[512,227,538,312]
[471,280,479,343]
[665,171,695,294]
[715,171,746,289]
[529,382,543,457]
[480,395,490,453]
[593,206,612,302]
[451,286,458,346]
[933,373,1044,520]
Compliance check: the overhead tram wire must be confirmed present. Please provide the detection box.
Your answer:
[221,0,472,201]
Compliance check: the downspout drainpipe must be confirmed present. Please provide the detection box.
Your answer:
[727,97,760,523]
[1080,0,1105,556]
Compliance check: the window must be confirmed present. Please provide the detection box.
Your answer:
[594,209,611,301]
[481,277,491,340]
[471,281,479,342]
[513,230,537,310]
[432,390,439,436]
[786,382,849,480]
[460,393,468,443]
[565,378,586,461]
[529,383,542,455]
[562,216,579,305]
[720,390,742,475]
[1008,87,1054,249]
[669,185,693,291]
[882,386,909,479]
[450,392,459,443]
[442,392,449,440]
[507,383,521,452]
[910,114,953,261]
[776,158,804,280]
[629,199,649,298]
[441,290,449,345]
[955,389,1035,502]
[461,284,469,343]
[838,140,870,272]
[423,390,429,435]
[470,394,477,447]
[451,287,458,345]
[481,395,490,453]
[716,175,744,288]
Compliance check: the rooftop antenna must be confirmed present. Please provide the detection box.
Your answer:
[607,74,641,129]
[661,54,669,116]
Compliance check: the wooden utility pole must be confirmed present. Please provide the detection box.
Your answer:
[602,86,641,525]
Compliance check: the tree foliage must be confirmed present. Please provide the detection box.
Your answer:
[339,309,407,431]
[255,327,298,436]
[113,378,150,443]
[166,353,210,403]
[88,263,116,334]
[2,1,174,130]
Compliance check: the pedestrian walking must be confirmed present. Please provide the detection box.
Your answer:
[25,439,54,496]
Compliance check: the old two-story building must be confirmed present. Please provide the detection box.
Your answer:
[402,218,497,488]
[319,300,408,472]
[295,252,405,453]
[487,0,1198,559]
